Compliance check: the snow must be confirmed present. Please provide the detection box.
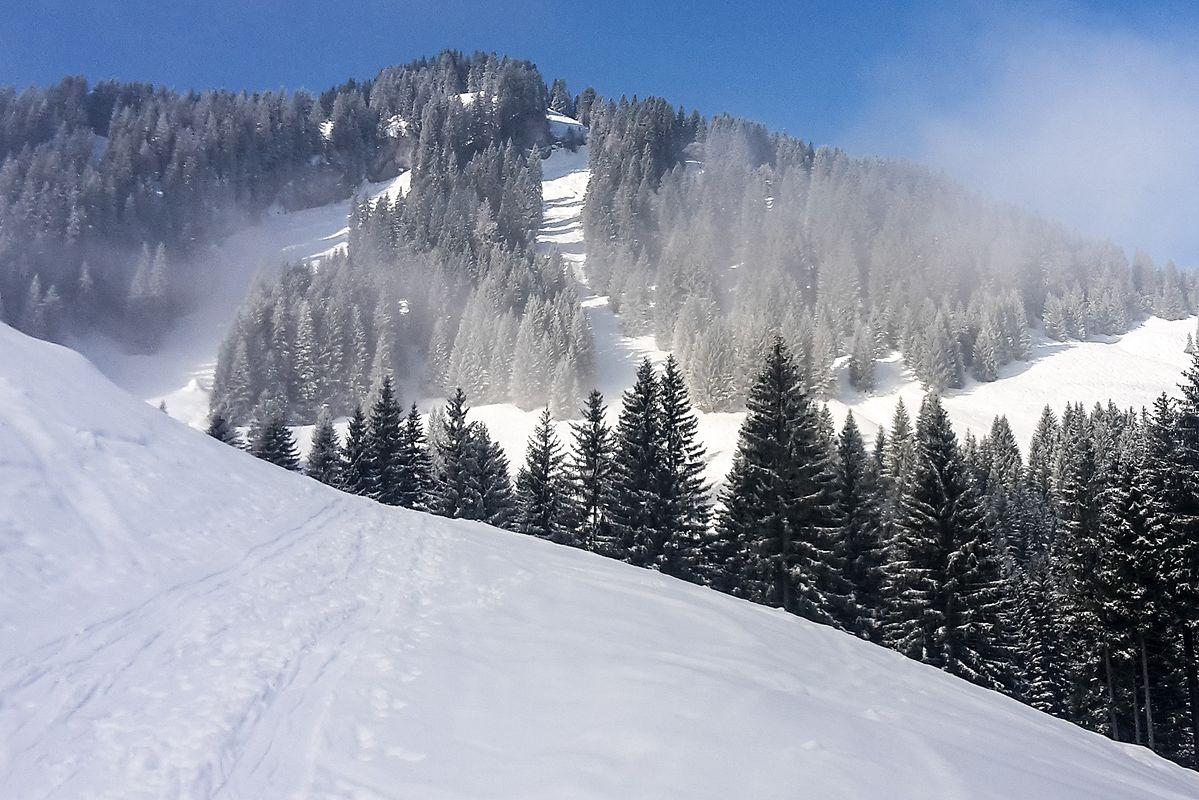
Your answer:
[381,113,411,138]
[65,131,1199,489]
[546,109,586,140]
[479,144,1199,485]
[827,317,1196,448]
[3,320,1199,798]
[74,173,408,429]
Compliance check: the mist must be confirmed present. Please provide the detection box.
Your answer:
[846,4,1199,267]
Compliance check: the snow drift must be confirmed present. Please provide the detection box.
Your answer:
[2,321,1198,798]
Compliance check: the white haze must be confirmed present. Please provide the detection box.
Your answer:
[847,5,1199,267]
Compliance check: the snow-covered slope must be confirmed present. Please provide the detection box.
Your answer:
[67,130,1197,483]
[3,323,1199,798]
[481,145,1199,485]
[73,174,410,429]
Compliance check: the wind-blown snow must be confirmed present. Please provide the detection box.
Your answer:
[74,174,408,430]
[2,321,1198,798]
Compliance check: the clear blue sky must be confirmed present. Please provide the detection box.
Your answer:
[4,1,1199,262]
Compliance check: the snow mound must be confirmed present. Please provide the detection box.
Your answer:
[4,326,1199,798]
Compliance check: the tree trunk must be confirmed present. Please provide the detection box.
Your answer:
[1133,668,1143,746]
[1183,623,1199,766]
[1103,643,1120,740]
[1140,631,1155,751]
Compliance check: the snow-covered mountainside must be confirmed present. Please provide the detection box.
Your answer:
[3,324,1199,798]
[73,171,410,430]
[68,115,1198,484]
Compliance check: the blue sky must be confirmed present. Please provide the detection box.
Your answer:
[4,1,1199,263]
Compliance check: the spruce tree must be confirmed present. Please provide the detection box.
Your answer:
[340,405,371,496]
[655,355,710,580]
[467,421,516,529]
[206,411,242,448]
[884,394,1013,690]
[606,358,661,564]
[832,412,886,638]
[515,408,569,543]
[715,337,848,624]
[366,376,405,505]
[1170,352,1199,759]
[251,405,300,471]
[566,390,614,553]
[306,406,342,486]
[434,388,478,519]
[394,403,434,510]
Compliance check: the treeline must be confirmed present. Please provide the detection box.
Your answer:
[583,100,1197,407]
[0,51,553,351]
[213,336,1199,768]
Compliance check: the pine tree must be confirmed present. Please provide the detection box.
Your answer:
[848,321,876,391]
[467,421,516,529]
[884,394,1013,690]
[340,405,371,495]
[606,358,661,564]
[515,408,569,543]
[566,389,614,553]
[832,412,886,638]
[716,337,848,624]
[394,403,434,510]
[366,376,405,505]
[251,404,300,471]
[654,355,710,579]
[434,388,478,519]
[306,406,342,486]
[1172,350,1199,760]
[206,411,242,448]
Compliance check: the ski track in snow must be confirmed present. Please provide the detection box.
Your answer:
[3,322,1199,798]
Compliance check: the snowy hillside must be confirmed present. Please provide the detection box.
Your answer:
[73,172,410,430]
[476,143,1199,485]
[3,325,1199,798]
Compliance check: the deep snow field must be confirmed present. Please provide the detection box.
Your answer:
[4,317,1199,798]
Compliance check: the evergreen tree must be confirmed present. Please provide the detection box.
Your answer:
[206,411,242,448]
[654,355,710,579]
[434,388,478,519]
[716,337,848,624]
[306,406,342,486]
[606,358,661,564]
[467,421,516,529]
[833,412,886,638]
[251,404,300,471]
[566,389,614,553]
[394,403,434,510]
[515,408,569,543]
[365,376,405,505]
[340,404,371,495]
[884,394,1013,691]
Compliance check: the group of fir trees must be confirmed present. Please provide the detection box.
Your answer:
[214,333,1199,768]
[582,96,1197,408]
[211,65,594,426]
[0,51,561,352]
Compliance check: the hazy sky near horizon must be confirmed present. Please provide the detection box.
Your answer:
[3,1,1198,264]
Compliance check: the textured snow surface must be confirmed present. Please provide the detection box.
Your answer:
[4,323,1199,799]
